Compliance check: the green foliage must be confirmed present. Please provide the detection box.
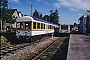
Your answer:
[86,15,90,34]
[0,0,8,8]
[33,9,60,25]
[0,0,8,20]
[33,10,42,19]
[0,0,16,24]
[43,15,50,21]
[49,9,59,24]
[6,9,17,24]
[42,9,59,24]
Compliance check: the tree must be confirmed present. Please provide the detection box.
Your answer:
[0,0,17,30]
[33,9,59,25]
[0,0,8,30]
[49,9,59,24]
[42,15,50,21]
[39,12,42,19]
[54,9,59,24]
[33,10,43,19]
[33,10,39,18]
[86,15,90,34]
[6,7,17,24]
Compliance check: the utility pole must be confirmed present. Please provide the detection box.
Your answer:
[1,10,2,30]
[10,6,12,27]
[1,19,2,30]
[30,4,32,16]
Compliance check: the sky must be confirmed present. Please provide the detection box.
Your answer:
[8,0,90,25]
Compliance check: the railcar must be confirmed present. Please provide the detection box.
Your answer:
[57,24,70,36]
[72,26,78,32]
[16,16,59,41]
[59,24,70,33]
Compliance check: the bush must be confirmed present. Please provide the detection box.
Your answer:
[0,36,10,47]
[87,34,90,36]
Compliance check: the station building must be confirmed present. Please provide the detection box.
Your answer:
[79,10,90,34]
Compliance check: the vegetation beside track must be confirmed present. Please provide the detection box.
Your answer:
[35,37,69,60]
[87,34,90,36]
[51,37,69,60]
[0,35,11,48]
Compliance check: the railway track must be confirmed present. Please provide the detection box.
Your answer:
[0,37,68,60]
[0,37,49,59]
[32,37,66,60]
[0,37,59,60]
[0,43,32,58]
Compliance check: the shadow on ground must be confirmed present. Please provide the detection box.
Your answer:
[51,37,69,60]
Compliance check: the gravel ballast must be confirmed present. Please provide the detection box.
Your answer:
[1,37,60,60]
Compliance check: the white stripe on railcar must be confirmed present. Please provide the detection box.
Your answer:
[31,30,54,36]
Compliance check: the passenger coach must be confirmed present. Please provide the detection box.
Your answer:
[16,16,59,41]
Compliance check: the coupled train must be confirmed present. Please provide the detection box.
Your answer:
[16,16,59,41]
[16,16,71,41]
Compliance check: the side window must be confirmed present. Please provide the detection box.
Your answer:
[50,25,51,29]
[37,23,40,29]
[33,22,36,29]
[48,25,50,29]
[48,25,49,29]
[44,24,45,29]
[41,23,43,29]
[51,26,54,29]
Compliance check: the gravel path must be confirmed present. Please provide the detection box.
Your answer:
[1,37,60,60]
[67,34,90,60]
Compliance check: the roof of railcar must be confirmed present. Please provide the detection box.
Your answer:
[32,16,58,26]
[17,16,59,27]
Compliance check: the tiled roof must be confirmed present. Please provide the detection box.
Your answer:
[10,9,17,14]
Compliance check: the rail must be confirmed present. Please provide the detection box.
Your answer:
[32,38,60,60]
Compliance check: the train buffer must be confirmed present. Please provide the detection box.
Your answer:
[67,34,90,60]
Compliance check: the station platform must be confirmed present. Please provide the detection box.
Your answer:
[67,34,90,60]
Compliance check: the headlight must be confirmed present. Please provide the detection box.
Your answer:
[16,30,20,33]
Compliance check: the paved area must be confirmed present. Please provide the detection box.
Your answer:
[67,34,90,60]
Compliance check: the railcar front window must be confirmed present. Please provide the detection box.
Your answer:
[61,25,68,30]
[25,22,31,29]
[17,23,20,28]
[16,22,31,29]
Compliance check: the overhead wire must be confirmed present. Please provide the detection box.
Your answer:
[10,0,30,13]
